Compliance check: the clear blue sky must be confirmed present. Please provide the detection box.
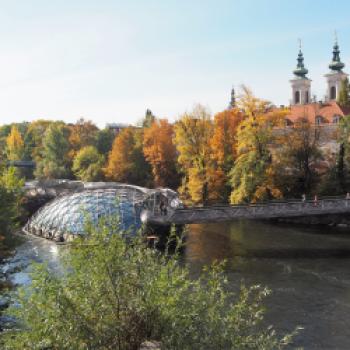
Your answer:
[1,0,350,127]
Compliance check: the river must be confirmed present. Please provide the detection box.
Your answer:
[3,220,350,349]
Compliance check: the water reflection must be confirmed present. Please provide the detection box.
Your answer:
[185,220,350,349]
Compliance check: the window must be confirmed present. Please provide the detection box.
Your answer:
[333,115,342,124]
[330,86,336,100]
[315,116,323,125]
[295,91,300,104]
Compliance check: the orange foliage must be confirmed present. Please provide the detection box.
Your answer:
[208,108,243,201]
[104,128,136,182]
[69,118,98,159]
[143,119,179,188]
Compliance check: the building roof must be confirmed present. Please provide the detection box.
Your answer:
[286,101,350,124]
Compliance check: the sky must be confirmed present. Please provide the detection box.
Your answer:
[1,0,350,127]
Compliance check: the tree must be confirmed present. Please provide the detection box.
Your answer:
[2,223,298,349]
[6,126,24,161]
[210,109,243,201]
[72,146,104,182]
[174,105,213,204]
[104,127,152,186]
[275,119,323,196]
[338,78,350,108]
[143,119,180,189]
[96,128,115,155]
[35,124,71,179]
[68,118,98,160]
[229,87,285,204]
[140,109,156,128]
[320,115,350,194]
[25,120,56,162]
[0,166,24,256]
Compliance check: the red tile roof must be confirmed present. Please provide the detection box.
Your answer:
[286,101,350,124]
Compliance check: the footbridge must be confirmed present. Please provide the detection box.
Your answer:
[143,197,350,225]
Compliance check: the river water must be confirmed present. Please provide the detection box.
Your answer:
[3,220,350,349]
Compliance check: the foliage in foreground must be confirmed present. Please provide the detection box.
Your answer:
[2,223,299,350]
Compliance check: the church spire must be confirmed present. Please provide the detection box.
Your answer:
[229,87,235,109]
[293,40,308,78]
[329,32,345,72]
[290,40,311,105]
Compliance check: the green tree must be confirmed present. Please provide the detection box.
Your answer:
[321,115,350,194]
[0,166,24,256]
[338,77,350,108]
[35,124,71,179]
[96,128,115,155]
[72,146,104,181]
[2,223,298,349]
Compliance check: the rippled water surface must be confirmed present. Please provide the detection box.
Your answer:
[4,220,350,349]
[185,221,350,349]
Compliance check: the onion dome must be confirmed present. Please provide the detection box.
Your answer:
[329,40,345,72]
[293,49,308,78]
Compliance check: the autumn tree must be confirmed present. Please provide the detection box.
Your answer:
[6,126,25,161]
[72,146,104,182]
[68,118,98,160]
[35,124,71,179]
[174,105,214,204]
[210,109,243,201]
[104,127,152,186]
[275,119,323,196]
[229,87,285,204]
[143,119,180,189]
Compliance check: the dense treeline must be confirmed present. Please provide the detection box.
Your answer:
[1,88,350,205]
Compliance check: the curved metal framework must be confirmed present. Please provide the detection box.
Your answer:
[24,189,144,241]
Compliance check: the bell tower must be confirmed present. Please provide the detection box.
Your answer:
[325,35,348,101]
[290,41,311,105]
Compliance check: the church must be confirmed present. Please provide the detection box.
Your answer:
[286,39,350,125]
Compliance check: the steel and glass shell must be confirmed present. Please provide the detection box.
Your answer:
[24,189,143,241]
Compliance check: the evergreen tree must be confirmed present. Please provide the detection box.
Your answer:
[96,128,115,155]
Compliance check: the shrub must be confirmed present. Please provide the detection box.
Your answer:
[2,222,298,349]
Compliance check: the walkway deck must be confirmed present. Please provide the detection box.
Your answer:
[146,197,350,225]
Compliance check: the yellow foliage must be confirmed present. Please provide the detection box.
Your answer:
[6,126,24,161]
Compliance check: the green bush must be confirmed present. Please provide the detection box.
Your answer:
[2,222,299,349]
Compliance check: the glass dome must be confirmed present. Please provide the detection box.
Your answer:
[25,189,143,241]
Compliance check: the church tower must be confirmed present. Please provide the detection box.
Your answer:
[290,44,311,105]
[325,37,348,101]
[228,87,235,109]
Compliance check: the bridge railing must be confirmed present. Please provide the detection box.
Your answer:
[174,196,350,213]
